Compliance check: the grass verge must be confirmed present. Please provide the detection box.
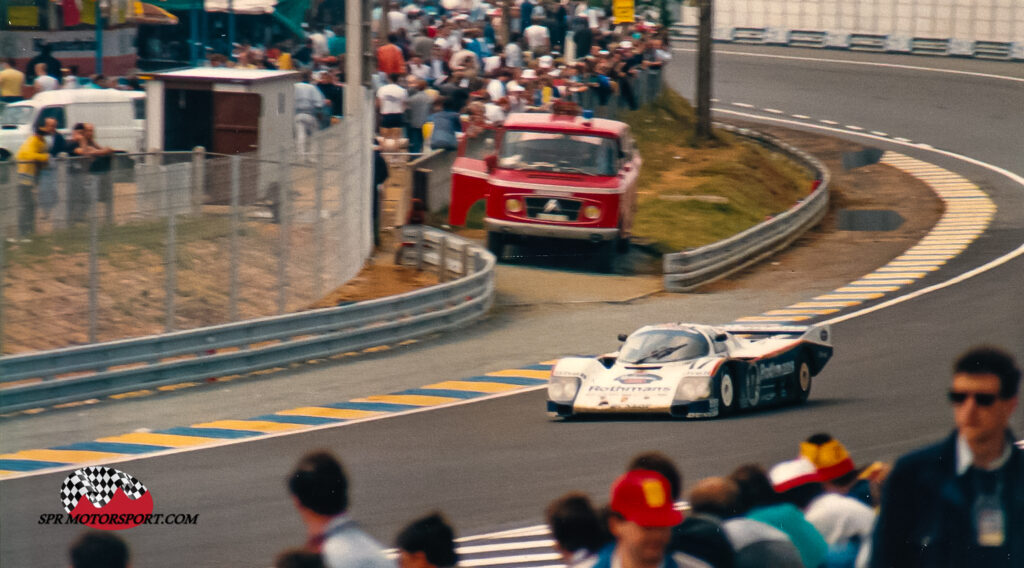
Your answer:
[620,89,814,253]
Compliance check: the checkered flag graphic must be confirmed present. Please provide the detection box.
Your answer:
[60,467,148,513]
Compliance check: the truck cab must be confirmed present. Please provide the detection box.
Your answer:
[448,106,641,272]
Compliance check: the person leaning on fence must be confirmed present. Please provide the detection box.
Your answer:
[38,116,72,222]
[70,123,117,225]
[12,123,49,242]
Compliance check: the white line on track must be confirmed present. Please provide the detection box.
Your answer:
[871,131,889,137]
[6,104,1023,484]
[710,108,1024,327]
[669,47,1024,83]
[732,102,754,108]
[820,119,838,125]
[792,114,811,119]
[764,108,784,114]
[846,125,864,131]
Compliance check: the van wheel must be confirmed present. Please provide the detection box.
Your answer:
[486,232,504,260]
[595,239,617,273]
[617,235,631,254]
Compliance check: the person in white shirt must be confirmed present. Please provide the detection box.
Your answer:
[503,36,524,68]
[408,55,432,83]
[294,71,327,161]
[484,97,508,125]
[376,73,409,143]
[523,17,550,55]
[387,3,409,33]
[32,63,59,94]
[486,69,511,102]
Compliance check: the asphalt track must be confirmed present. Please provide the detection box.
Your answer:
[2,49,1023,567]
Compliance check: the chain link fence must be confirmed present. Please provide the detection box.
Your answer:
[0,118,373,355]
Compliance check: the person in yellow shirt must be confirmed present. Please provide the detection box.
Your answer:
[0,58,26,102]
[13,125,50,241]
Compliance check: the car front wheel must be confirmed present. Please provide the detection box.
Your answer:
[716,369,737,416]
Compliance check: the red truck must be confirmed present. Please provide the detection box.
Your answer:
[447,108,641,272]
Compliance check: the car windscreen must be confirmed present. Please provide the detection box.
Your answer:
[619,330,710,364]
[1,105,34,126]
[498,130,618,176]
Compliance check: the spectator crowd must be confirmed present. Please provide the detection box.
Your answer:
[67,345,1021,568]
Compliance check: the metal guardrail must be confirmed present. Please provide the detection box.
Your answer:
[663,123,831,292]
[0,227,494,413]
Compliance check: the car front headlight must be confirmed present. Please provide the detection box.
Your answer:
[506,198,524,214]
[582,205,601,220]
[548,376,581,403]
[676,379,711,401]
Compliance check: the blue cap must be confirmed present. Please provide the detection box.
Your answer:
[582,109,594,120]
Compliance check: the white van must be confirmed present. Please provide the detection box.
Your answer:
[0,89,146,160]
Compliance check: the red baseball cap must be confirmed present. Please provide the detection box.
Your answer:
[610,470,683,527]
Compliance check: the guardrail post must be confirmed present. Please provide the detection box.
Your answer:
[415,226,424,271]
[191,146,206,214]
[461,242,470,277]
[229,155,241,322]
[277,149,291,314]
[88,178,99,344]
[438,236,448,282]
[164,165,177,333]
[314,138,325,299]
[55,152,69,229]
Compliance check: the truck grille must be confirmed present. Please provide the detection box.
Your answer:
[524,197,582,221]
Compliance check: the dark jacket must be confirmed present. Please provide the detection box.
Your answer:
[871,430,1024,568]
[672,514,736,568]
[47,132,73,157]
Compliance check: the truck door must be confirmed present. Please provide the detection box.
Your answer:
[449,126,496,226]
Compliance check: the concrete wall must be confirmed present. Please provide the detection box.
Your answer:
[678,0,1024,57]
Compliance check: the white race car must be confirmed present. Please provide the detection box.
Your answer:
[547,323,833,418]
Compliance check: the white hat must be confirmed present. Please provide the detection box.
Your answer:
[769,458,823,493]
[434,38,447,47]
[520,69,538,80]
[619,40,633,49]
[508,84,526,92]
[538,55,554,68]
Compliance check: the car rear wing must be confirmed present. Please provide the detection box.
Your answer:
[721,323,832,345]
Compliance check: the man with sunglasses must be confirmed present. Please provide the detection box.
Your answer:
[871,346,1022,567]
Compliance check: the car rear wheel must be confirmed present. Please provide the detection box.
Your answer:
[716,369,737,416]
[486,232,505,260]
[793,358,812,404]
[742,364,760,409]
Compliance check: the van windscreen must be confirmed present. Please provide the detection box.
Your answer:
[1,106,33,126]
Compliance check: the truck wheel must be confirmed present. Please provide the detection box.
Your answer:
[595,239,617,273]
[486,232,505,260]
[617,235,631,254]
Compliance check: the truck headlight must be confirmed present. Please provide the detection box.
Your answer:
[582,205,601,220]
[676,379,711,401]
[548,376,581,403]
[506,198,523,213]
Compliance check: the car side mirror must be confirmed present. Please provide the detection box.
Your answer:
[484,154,497,173]
[715,334,727,342]
[617,333,628,342]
